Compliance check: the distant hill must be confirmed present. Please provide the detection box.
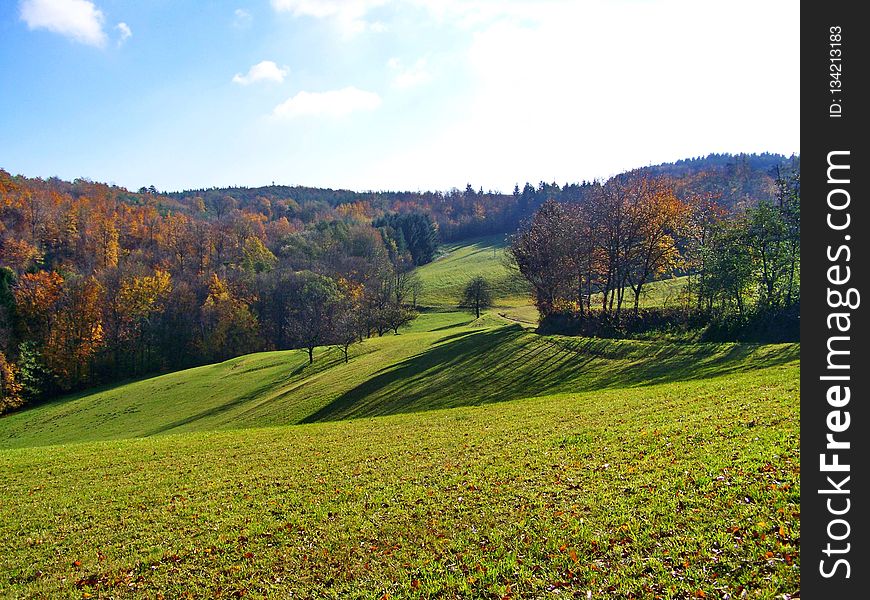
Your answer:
[162,152,797,238]
[634,152,798,211]
[3,152,797,246]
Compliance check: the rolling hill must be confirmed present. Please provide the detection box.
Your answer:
[0,309,794,450]
[0,238,799,598]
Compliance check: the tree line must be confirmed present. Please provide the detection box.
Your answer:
[508,161,800,335]
[0,171,435,414]
[162,152,790,243]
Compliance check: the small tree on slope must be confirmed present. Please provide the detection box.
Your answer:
[459,276,493,319]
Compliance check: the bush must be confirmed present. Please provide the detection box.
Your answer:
[537,305,798,343]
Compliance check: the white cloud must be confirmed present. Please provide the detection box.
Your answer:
[271,0,389,36]
[272,1,587,32]
[233,8,252,28]
[232,61,290,85]
[19,0,109,47]
[388,56,432,89]
[272,87,382,118]
[363,0,800,191]
[115,21,131,45]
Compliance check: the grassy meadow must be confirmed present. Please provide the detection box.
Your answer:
[416,235,531,308]
[415,235,690,326]
[0,237,799,598]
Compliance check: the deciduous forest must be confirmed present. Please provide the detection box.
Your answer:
[0,153,798,413]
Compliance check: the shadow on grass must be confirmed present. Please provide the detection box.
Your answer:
[429,319,475,332]
[144,349,346,436]
[302,328,799,424]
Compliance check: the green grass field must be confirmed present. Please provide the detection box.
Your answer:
[0,310,795,450]
[416,235,531,308]
[0,238,799,598]
[416,236,690,326]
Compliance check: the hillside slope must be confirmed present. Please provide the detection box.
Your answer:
[0,358,800,598]
[414,236,689,324]
[0,309,796,450]
[415,235,530,308]
[0,237,800,596]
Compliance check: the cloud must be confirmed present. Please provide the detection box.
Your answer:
[271,1,579,32]
[19,0,109,47]
[271,0,389,36]
[388,56,432,89]
[233,8,252,28]
[232,61,290,85]
[363,0,800,191]
[115,21,131,45]
[272,87,382,118]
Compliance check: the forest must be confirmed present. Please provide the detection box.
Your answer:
[509,160,800,338]
[0,153,797,413]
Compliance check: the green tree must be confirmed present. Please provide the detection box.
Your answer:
[241,236,277,274]
[702,221,755,316]
[459,276,493,319]
[374,212,438,266]
[746,202,789,309]
[16,341,53,403]
[287,272,342,364]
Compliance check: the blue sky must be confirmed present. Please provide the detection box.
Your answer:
[0,0,799,193]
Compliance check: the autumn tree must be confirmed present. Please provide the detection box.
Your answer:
[509,200,573,315]
[0,157,799,400]
[41,276,105,389]
[115,270,172,372]
[93,212,120,269]
[13,270,64,344]
[1,238,43,272]
[586,174,652,322]
[201,274,260,362]
[562,200,598,316]
[624,177,687,317]
[0,351,23,414]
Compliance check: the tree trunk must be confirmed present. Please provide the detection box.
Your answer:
[786,241,797,306]
[633,283,642,319]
